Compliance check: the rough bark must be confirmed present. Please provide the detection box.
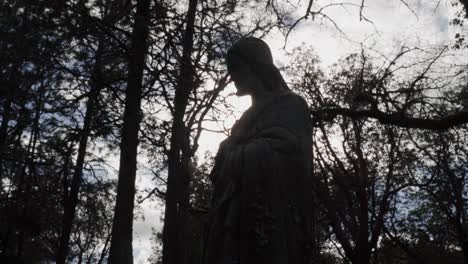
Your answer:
[107,0,150,263]
[161,0,197,264]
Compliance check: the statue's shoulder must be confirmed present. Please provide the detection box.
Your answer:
[278,91,309,110]
[277,92,312,126]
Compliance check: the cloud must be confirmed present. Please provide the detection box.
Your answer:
[259,0,455,68]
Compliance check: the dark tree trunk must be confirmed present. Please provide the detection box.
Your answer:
[161,0,197,264]
[353,120,370,264]
[0,99,12,184]
[107,0,150,263]
[459,226,468,264]
[56,41,104,264]
[16,83,43,258]
[453,176,468,264]
[461,238,468,264]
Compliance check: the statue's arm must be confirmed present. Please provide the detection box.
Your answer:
[208,137,238,184]
[246,126,300,154]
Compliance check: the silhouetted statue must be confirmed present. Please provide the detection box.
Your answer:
[202,37,314,264]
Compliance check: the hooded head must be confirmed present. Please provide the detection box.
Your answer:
[226,37,289,96]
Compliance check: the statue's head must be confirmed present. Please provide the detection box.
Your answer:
[226,37,289,96]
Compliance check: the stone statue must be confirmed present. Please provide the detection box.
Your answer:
[202,37,314,264]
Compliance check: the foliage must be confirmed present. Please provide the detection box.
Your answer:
[0,0,467,263]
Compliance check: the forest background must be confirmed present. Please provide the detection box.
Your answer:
[1,0,468,263]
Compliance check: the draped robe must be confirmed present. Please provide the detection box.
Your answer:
[202,91,313,264]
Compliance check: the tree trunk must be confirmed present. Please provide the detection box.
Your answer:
[0,98,12,184]
[461,238,468,264]
[107,0,150,263]
[16,83,43,258]
[454,187,468,264]
[353,120,370,264]
[450,209,468,264]
[56,41,104,264]
[161,0,197,264]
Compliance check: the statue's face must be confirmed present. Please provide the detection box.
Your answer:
[228,61,262,96]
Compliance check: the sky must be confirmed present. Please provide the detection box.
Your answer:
[127,0,467,263]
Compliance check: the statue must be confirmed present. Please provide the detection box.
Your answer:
[202,37,314,264]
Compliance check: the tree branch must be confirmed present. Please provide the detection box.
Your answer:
[311,107,468,130]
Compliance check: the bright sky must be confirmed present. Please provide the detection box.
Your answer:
[130,0,467,262]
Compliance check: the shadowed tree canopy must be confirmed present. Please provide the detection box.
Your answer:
[1,0,468,263]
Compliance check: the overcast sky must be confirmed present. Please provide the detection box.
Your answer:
[129,0,466,262]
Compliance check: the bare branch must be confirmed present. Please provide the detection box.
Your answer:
[311,107,468,130]
[399,0,419,20]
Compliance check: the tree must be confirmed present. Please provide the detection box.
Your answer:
[145,1,279,264]
[287,43,467,263]
[1,1,467,263]
[383,125,468,264]
[0,0,72,259]
[107,0,151,263]
[56,1,130,262]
